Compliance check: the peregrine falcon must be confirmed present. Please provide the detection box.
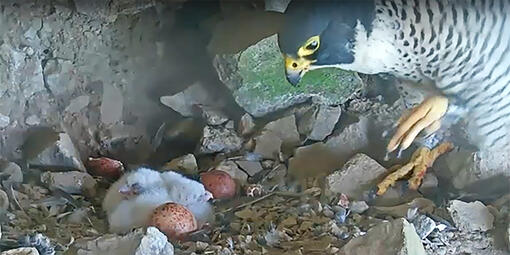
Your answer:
[278,0,510,155]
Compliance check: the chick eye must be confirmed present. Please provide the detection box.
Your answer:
[306,40,319,50]
[131,183,142,192]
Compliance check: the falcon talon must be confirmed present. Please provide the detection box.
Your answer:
[376,142,453,195]
[396,148,404,159]
[383,151,391,161]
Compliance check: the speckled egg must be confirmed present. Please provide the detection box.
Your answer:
[149,202,197,241]
[200,170,236,199]
[86,157,124,179]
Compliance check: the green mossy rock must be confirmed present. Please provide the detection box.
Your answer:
[213,34,364,117]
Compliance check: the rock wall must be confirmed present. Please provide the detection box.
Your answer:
[0,1,237,165]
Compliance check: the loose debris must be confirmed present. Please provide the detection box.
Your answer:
[1,247,40,255]
[40,172,97,197]
[448,200,494,232]
[341,218,426,255]
[0,85,507,255]
[377,142,454,195]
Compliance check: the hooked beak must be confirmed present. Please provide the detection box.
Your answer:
[285,69,303,86]
[203,191,214,201]
[284,55,314,86]
[118,185,132,195]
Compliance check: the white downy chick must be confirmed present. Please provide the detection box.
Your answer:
[160,171,214,227]
[103,168,171,233]
[103,167,213,233]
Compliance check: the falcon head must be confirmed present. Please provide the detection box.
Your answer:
[278,0,375,86]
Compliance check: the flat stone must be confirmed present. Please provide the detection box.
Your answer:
[448,200,494,232]
[288,142,341,181]
[441,149,510,189]
[0,114,10,128]
[65,95,90,113]
[225,120,234,129]
[349,201,369,214]
[197,126,243,155]
[1,247,39,255]
[341,218,426,255]
[162,154,198,175]
[411,214,436,239]
[307,105,341,141]
[160,82,218,118]
[25,115,40,126]
[135,227,174,255]
[368,198,436,219]
[213,34,362,117]
[235,160,263,176]
[296,105,317,136]
[76,228,145,255]
[41,171,97,197]
[324,117,370,167]
[254,131,282,159]
[28,133,86,172]
[325,153,387,200]
[0,162,23,188]
[263,115,300,148]
[215,161,248,184]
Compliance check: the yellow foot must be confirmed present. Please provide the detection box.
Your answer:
[377,142,454,195]
[387,96,448,153]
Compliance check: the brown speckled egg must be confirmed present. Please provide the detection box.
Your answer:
[149,202,197,241]
[200,170,236,199]
[86,157,124,179]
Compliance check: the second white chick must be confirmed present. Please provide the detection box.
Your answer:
[103,167,213,234]
[161,171,214,226]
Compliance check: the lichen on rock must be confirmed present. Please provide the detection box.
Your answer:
[213,34,363,117]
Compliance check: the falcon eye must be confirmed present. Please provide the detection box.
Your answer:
[298,36,320,57]
[306,40,319,50]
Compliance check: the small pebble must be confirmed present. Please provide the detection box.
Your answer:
[412,214,436,239]
[261,160,274,169]
[351,213,362,224]
[349,201,369,214]
[334,208,349,224]
[332,205,344,213]
[339,232,350,240]
[298,204,311,214]
[323,207,334,218]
